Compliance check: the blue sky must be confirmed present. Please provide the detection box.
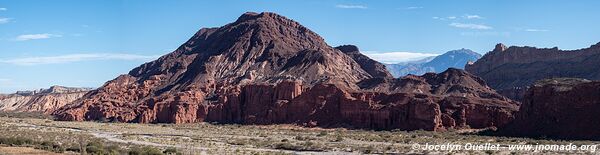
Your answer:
[1,0,600,93]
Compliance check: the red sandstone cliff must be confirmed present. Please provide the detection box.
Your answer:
[498,78,600,140]
[54,12,518,131]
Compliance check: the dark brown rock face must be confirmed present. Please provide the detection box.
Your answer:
[54,12,518,131]
[465,43,600,100]
[499,78,600,140]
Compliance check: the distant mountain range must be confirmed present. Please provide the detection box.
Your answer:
[385,49,482,77]
[0,86,92,114]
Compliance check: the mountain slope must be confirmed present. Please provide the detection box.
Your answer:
[465,43,600,100]
[386,49,481,77]
[54,12,377,122]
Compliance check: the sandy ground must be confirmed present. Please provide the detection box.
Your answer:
[1,117,599,154]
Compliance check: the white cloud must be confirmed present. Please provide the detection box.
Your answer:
[0,78,10,82]
[335,4,367,9]
[0,18,11,24]
[15,33,62,41]
[0,53,161,66]
[434,14,484,20]
[405,6,423,10]
[460,31,511,37]
[363,51,439,64]
[464,14,483,19]
[433,16,458,20]
[0,8,6,11]
[525,29,549,32]
[449,23,493,30]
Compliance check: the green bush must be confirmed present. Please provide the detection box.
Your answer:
[0,137,65,153]
[227,139,248,145]
[105,145,123,155]
[332,136,343,142]
[36,141,65,153]
[294,135,316,141]
[143,146,163,155]
[0,136,167,155]
[86,141,106,155]
[83,141,122,155]
[274,142,303,151]
[128,146,164,155]
[65,145,81,152]
[361,146,375,154]
[0,137,34,146]
[163,147,182,155]
[0,112,54,119]
[317,131,328,137]
[128,147,143,155]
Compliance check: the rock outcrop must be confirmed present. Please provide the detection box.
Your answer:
[465,43,600,100]
[54,12,518,131]
[499,78,600,140]
[335,45,393,79]
[387,49,481,77]
[0,86,92,114]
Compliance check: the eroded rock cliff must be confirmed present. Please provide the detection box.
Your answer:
[498,78,600,140]
[465,43,600,100]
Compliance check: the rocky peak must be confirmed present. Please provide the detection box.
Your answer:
[591,42,600,49]
[335,45,360,54]
[235,12,294,24]
[128,12,372,91]
[494,43,508,52]
[446,49,480,57]
[422,68,487,88]
[228,11,328,50]
[335,45,393,79]
[12,86,92,96]
[435,68,469,76]
[41,86,93,94]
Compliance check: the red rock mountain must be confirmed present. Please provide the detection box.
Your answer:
[498,78,600,140]
[465,43,600,100]
[54,12,517,131]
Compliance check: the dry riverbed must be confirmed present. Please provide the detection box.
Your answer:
[0,116,598,155]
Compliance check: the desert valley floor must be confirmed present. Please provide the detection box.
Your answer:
[0,114,598,155]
